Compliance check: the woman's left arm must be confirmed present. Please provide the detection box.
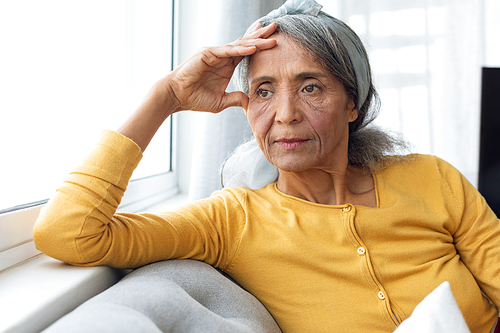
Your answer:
[447,161,500,307]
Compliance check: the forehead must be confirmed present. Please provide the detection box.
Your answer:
[248,34,331,83]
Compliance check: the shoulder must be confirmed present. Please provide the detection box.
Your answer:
[171,184,278,220]
[380,154,462,179]
[377,154,470,201]
[378,154,475,211]
[211,183,278,206]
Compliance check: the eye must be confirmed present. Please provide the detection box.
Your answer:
[257,88,273,98]
[303,84,320,93]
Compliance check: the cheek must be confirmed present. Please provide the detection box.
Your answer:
[305,102,350,142]
[247,101,274,140]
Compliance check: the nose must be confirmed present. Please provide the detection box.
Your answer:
[275,93,302,124]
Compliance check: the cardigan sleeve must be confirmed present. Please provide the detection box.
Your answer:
[438,157,500,308]
[33,130,245,269]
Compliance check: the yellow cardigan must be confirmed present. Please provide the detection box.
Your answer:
[34,130,500,333]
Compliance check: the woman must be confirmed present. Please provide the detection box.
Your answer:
[34,0,500,332]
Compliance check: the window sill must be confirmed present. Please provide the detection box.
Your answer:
[0,254,127,333]
[0,193,190,333]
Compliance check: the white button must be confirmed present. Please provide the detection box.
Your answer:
[378,291,385,300]
[357,247,366,255]
[342,206,351,213]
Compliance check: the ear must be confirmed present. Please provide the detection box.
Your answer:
[347,98,358,123]
[348,108,358,122]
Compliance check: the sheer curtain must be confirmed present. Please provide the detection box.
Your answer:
[184,0,285,200]
[325,0,500,185]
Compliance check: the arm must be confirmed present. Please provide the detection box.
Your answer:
[33,131,246,268]
[441,159,500,308]
[33,23,277,267]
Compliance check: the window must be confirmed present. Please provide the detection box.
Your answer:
[0,0,177,271]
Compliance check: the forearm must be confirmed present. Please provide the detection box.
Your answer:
[117,76,179,152]
[33,130,143,265]
[33,130,206,269]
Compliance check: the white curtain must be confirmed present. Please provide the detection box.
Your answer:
[327,0,500,185]
[186,0,285,200]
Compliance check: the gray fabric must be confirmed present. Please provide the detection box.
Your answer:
[43,260,281,333]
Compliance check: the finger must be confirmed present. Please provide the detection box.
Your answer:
[200,36,276,68]
[196,46,249,69]
[221,91,249,110]
[246,22,262,35]
[257,22,277,39]
[246,22,276,39]
[205,38,277,61]
[229,37,277,52]
[253,38,277,51]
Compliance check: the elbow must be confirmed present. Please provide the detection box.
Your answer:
[33,206,112,267]
[33,216,60,259]
[33,205,85,265]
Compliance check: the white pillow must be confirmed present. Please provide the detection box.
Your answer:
[394,281,471,333]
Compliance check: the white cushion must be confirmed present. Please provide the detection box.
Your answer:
[394,281,470,333]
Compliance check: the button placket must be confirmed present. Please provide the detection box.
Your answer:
[342,204,393,321]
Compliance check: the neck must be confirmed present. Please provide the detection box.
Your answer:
[274,126,376,207]
[276,164,376,207]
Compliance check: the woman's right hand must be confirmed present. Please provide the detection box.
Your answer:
[118,22,277,152]
[163,22,278,114]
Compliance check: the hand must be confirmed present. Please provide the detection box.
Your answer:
[117,23,277,152]
[164,22,278,114]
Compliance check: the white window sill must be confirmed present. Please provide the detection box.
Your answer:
[0,254,127,333]
[0,193,190,333]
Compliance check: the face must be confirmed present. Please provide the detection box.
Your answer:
[246,34,358,173]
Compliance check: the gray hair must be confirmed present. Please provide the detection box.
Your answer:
[236,14,410,169]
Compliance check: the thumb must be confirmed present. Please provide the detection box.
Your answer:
[221,91,249,111]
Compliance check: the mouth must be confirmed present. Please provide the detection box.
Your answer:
[275,137,309,149]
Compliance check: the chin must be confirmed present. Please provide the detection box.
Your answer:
[264,144,322,172]
[271,158,315,173]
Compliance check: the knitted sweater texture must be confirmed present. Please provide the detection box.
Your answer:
[34,130,500,333]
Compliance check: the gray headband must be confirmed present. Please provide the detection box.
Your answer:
[241,0,369,110]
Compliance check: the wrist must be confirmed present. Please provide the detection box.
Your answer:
[152,75,182,117]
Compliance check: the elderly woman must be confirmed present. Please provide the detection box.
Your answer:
[34,0,499,332]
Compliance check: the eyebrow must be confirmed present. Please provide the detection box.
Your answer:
[295,72,329,80]
[250,75,276,86]
[250,71,329,86]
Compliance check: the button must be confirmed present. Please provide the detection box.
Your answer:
[357,247,366,255]
[342,206,351,213]
[378,291,386,300]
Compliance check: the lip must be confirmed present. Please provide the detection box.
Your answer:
[275,137,309,149]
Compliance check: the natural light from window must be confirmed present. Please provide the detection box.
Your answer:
[0,1,173,211]
[342,5,440,156]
